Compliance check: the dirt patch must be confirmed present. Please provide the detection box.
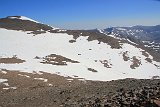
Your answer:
[28,30,46,35]
[122,51,129,61]
[141,51,153,63]
[152,76,160,79]
[145,58,152,63]
[130,56,141,69]
[100,60,112,68]
[142,51,149,57]
[69,39,76,43]
[0,56,25,64]
[154,64,160,69]
[135,42,160,62]
[35,54,79,66]
[88,68,98,72]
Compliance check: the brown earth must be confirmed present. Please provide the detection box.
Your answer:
[0,56,25,64]
[122,51,129,61]
[134,42,160,62]
[0,17,52,31]
[142,51,149,58]
[0,70,160,107]
[100,60,112,68]
[35,54,79,66]
[145,58,152,63]
[87,68,98,72]
[130,56,141,69]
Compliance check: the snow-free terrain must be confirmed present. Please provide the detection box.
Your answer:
[0,16,160,81]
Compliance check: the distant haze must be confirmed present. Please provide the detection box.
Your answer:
[55,18,160,30]
[0,0,160,29]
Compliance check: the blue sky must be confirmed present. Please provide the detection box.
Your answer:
[0,0,160,29]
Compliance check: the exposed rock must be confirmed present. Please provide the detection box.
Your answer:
[122,51,129,61]
[35,54,79,65]
[130,56,141,69]
[88,68,98,72]
[100,60,112,68]
[0,56,25,64]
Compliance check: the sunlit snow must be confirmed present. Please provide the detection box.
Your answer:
[8,16,39,23]
[0,28,160,81]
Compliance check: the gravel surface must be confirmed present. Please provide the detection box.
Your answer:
[0,70,160,107]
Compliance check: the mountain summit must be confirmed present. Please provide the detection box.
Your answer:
[0,16,54,32]
[6,16,39,23]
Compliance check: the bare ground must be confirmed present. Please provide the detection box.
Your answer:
[0,70,160,107]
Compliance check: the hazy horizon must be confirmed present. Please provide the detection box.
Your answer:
[0,0,160,29]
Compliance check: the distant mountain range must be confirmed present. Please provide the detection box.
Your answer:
[103,25,160,43]
[89,25,160,60]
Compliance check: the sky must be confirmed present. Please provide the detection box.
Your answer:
[0,0,160,29]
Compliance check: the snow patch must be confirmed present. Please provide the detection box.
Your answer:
[8,16,39,23]
[3,83,9,86]
[48,83,53,86]
[0,79,8,83]
[1,71,7,74]
[127,39,138,45]
[34,78,48,82]
[116,28,126,31]
[18,74,30,78]
[98,29,104,33]
[3,87,17,90]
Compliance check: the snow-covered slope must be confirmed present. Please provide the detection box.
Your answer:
[0,16,160,81]
[7,16,39,23]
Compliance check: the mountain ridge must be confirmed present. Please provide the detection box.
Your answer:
[0,16,159,81]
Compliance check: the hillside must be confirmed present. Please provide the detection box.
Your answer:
[0,16,160,107]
